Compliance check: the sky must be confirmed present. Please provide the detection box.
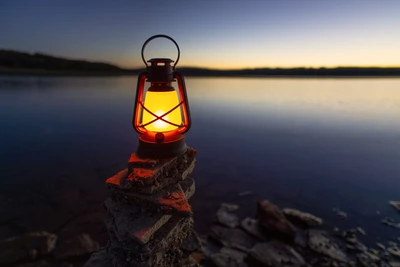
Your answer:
[0,0,399,69]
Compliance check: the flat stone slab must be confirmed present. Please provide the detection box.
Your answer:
[209,225,257,252]
[106,147,196,194]
[112,182,192,216]
[308,230,347,263]
[108,216,193,263]
[0,231,57,265]
[180,177,196,200]
[104,198,172,244]
[248,240,306,267]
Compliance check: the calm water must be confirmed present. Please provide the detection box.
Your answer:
[0,76,399,245]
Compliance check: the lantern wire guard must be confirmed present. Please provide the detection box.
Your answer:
[133,35,191,159]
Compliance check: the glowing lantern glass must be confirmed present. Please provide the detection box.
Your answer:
[133,35,191,159]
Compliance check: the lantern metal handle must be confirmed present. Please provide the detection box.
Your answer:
[141,34,180,69]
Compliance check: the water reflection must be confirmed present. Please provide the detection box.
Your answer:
[0,75,399,245]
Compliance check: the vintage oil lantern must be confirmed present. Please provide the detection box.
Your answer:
[132,35,191,159]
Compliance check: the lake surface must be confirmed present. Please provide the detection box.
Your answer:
[0,75,399,245]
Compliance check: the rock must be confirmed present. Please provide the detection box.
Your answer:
[216,206,240,228]
[220,247,247,262]
[238,191,252,197]
[283,208,323,227]
[294,230,308,248]
[377,243,386,250]
[221,203,239,212]
[357,253,379,267]
[342,230,358,245]
[210,253,248,267]
[108,217,193,266]
[357,227,366,236]
[337,211,347,219]
[180,255,200,267]
[104,197,172,244]
[111,182,193,216]
[257,200,296,239]
[0,231,57,265]
[180,177,196,199]
[200,238,218,259]
[54,233,99,259]
[389,201,400,212]
[240,218,266,241]
[83,247,112,267]
[382,217,400,229]
[248,240,306,267]
[308,230,347,262]
[388,246,400,258]
[389,262,400,267]
[180,231,202,253]
[354,242,368,252]
[209,225,257,252]
[106,148,196,194]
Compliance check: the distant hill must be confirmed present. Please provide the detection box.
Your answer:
[177,66,400,77]
[0,50,139,75]
[1,49,399,76]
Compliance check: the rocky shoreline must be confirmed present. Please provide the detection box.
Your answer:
[1,199,399,267]
[200,198,400,267]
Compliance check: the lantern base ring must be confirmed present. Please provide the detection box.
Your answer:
[136,135,187,159]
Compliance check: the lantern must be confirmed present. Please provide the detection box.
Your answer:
[132,35,191,159]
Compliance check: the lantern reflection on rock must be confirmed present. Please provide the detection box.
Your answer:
[132,35,191,159]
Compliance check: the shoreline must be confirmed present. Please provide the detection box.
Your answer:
[1,69,400,78]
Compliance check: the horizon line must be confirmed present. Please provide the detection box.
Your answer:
[2,49,400,71]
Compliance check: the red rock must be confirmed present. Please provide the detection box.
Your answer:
[257,200,296,239]
[106,147,196,194]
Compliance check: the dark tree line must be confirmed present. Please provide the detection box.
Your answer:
[1,50,399,76]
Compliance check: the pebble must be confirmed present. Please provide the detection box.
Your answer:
[377,243,386,250]
[357,227,366,236]
[388,246,400,258]
[337,211,347,219]
[220,203,239,212]
[238,191,252,197]
[342,230,357,245]
[389,201,400,212]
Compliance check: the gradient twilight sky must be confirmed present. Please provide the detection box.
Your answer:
[0,0,399,69]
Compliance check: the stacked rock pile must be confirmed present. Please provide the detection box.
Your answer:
[85,147,201,267]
